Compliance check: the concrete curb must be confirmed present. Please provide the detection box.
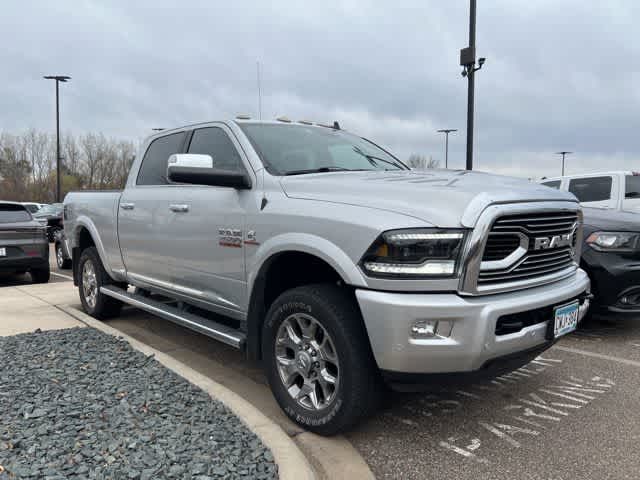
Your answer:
[59,305,315,480]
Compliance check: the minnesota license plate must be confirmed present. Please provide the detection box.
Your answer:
[554,301,579,338]
[0,247,5,257]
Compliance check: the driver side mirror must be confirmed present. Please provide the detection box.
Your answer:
[167,154,251,189]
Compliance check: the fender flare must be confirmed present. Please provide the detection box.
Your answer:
[245,233,368,361]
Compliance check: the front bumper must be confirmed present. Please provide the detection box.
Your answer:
[582,248,640,313]
[356,268,590,376]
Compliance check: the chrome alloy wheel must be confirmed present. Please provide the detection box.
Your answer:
[275,313,340,411]
[56,245,64,268]
[82,260,98,309]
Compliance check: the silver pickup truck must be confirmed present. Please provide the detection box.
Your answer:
[65,119,591,434]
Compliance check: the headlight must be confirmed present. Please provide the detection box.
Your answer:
[361,228,466,278]
[586,231,640,252]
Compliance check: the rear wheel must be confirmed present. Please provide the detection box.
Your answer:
[78,247,122,319]
[262,284,381,435]
[55,243,71,269]
[30,265,50,284]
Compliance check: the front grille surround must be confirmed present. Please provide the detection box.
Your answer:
[459,202,582,296]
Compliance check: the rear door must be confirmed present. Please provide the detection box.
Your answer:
[166,124,252,316]
[567,175,617,209]
[118,131,187,287]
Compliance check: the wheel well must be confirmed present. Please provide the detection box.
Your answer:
[72,227,97,286]
[77,227,95,252]
[247,251,347,361]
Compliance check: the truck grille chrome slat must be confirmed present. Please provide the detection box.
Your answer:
[478,211,579,287]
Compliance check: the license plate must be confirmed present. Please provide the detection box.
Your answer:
[0,248,5,257]
[554,301,579,338]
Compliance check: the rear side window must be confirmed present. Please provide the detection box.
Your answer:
[625,175,640,198]
[187,127,243,172]
[137,132,187,185]
[541,180,561,189]
[0,204,32,223]
[568,176,612,202]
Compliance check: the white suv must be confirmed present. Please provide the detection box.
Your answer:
[541,171,640,212]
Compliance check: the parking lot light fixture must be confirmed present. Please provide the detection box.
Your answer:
[437,129,458,169]
[555,151,573,176]
[43,75,71,203]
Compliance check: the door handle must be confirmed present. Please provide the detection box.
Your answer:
[120,203,135,210]
[169,204,190,213]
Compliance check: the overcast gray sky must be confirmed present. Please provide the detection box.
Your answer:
[1,0,638,178]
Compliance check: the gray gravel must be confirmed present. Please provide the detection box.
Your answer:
[0,327,278,479]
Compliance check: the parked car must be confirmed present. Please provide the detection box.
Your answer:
[33,203,64,242]
[65,119,591,434]
[0,202,50,283]
[21,202,46,214]
[540,171,640,212]
[53,228,72,269]
[578,207,640,315]
[540,172,640,314]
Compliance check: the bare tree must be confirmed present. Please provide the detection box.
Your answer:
[407,154,440,170]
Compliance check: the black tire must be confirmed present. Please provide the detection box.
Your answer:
[78,247,122,319]
[262,284,381,435]
[30,266,50,284]
[55,243,72,269]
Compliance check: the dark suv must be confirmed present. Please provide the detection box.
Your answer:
[0,202,50,283]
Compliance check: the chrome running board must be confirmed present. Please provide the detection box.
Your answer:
[100,285,245,349]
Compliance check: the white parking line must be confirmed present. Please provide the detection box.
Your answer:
[51,271,73,280]
[553,345,640,368]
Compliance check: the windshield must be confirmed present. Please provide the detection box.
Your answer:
[238,123,408,175]
[36,204,62,215]
[0,204,32,223]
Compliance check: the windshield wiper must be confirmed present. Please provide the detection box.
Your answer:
[284,166,369,176]
[352,147,406,170]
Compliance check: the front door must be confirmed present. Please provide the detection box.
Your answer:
[166,124,252,316]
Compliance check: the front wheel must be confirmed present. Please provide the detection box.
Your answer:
[78,247,122,319]
[262,284,381,435]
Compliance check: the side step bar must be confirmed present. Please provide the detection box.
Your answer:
[100,285,246,350]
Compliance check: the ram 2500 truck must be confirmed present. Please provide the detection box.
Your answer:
[64,119,591,434]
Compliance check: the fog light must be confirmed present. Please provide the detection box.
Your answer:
[410,320,454,339]
[411,320,437,338]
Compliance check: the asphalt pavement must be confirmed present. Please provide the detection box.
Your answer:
[347,315,640,479]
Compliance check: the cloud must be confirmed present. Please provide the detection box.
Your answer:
[1,0,638,179]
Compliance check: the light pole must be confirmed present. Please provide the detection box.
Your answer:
[556,151,573,176]
[43,75,71,203]
[460,0,485,171]
[437,129,457,168]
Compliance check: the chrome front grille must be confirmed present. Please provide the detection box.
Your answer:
[478,211,579,286]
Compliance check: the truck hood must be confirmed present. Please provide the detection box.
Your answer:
[280,169,579,227]
[582,207,640,232]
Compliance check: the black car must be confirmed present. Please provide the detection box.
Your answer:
[0,202,50,283]
[33,203,64,242]
[581,207,640,314]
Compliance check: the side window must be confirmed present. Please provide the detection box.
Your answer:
[541,180,561,189]
[137,132,186,185]
[568,176,612,202]
[188,127,243,172]
[625,175,640,198]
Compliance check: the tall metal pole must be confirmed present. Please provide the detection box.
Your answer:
[55,80,61,203]
[257,61,262,120]
[466,0,476,171]
[437,129,457,169]
[460,0,484,171]
[555,151,573,176]
[44,75,70,203]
